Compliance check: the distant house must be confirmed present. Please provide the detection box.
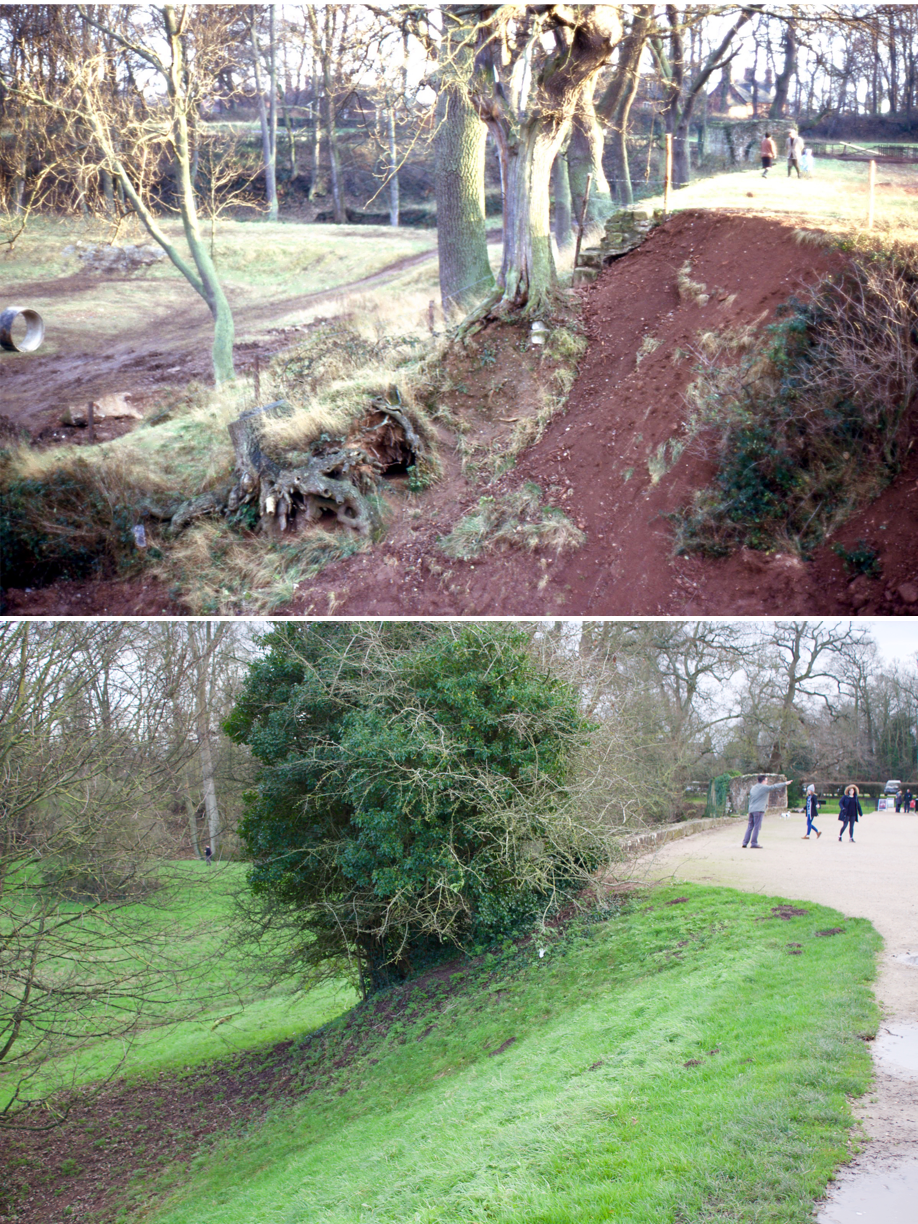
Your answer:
[709,67,776,119]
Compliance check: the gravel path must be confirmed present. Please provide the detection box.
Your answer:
[640,809,918,1223]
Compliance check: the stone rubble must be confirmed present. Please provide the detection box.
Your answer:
[63,241,165,273]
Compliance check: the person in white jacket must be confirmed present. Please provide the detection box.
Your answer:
[786,129,805,178]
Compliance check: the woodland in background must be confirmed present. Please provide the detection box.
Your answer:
[3,4,918,373]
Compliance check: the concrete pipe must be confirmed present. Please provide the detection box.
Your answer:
[0,306,45,353]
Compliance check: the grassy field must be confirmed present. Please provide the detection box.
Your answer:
[0,215,440,357]
[0,862,358,1111]
[102,880,882,1224]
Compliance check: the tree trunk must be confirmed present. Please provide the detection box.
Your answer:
[387,104,399,227]
[434,8,494,315]
[100,167,115,214]
[597,7,652,209]
[308,64,323,199]
[192,624,225,862]
[551,148,573,251]
[251,10,279,223]
[322,59,346,224]
[769,21,797,118]
[673,113,692,188]
[567,99,613,235]
[496,119,566,314]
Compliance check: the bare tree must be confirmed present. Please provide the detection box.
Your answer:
[1,5,240,383]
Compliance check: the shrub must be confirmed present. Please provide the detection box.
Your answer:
[226,623,598,996]
[673,242,918,556]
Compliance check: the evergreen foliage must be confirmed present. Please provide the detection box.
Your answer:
[226,623,596,995]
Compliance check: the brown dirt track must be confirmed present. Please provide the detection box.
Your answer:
[4,209,918,617]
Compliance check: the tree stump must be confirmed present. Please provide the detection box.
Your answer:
[157,400,425,539]
[226,401,375,536]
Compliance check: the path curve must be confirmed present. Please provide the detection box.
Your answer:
[640,811,918,1223]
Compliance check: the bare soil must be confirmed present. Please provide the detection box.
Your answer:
[0,956,479,1224]
[5,210,918,616]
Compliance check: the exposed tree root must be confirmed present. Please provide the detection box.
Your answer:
[155,399,426,539]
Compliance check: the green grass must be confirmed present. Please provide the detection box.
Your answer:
[134,882,880,1224]
[0,862,358,1108]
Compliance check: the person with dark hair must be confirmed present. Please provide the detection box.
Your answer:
[838,786,862,842]
[760,130,777,177]
[742,775,790,849]
[803,784,821,839]
[905,788,914,813]
[204,845,213,865]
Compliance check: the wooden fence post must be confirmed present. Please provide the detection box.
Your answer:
[664,134,673,217]
[867,158,876,230]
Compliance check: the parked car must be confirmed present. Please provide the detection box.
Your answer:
[884,779,903,795]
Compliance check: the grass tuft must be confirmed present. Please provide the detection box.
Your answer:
[439,482,585,562]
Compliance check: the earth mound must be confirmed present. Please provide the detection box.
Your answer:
[6,210,917,616]
[291,209,918,616]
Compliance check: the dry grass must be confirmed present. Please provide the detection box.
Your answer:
[676,261,710,306]
[438,483,585,562]
[148,518,371,615]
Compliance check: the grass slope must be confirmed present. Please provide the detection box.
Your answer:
[0,863,358,1111]
[136,882,880,1224]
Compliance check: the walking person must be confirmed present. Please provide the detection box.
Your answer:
[838,786,862,842]
[204,844,213,866]
[760,130,778,177]
[895,788,903,813]
[905,788,914,813]
[742,775,790,849]
[786,128,805,178]
[803,784,821,839]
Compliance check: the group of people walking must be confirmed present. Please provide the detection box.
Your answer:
[741,775,872,848]
[760,128,812,178]
[802,784,863,841]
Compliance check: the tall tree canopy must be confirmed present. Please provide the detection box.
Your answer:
[225,622,595,996]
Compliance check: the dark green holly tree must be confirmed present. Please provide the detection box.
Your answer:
[225,622,597,995]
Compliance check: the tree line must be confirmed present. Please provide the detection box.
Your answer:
[2,5,916,377]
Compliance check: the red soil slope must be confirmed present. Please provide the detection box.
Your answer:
[291,210,918,616]
[6,210,917,617]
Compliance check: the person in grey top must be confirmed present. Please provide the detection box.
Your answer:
[742,775,790,848]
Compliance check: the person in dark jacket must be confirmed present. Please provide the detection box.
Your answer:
[838,786,862,841]
[906,789,914,812]
[803,784,821,839]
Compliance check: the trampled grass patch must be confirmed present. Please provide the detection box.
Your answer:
[135,882,880,1224]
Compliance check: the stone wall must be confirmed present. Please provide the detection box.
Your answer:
[728,773,788,815]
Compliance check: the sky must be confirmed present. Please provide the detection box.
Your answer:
[863,618,918,665]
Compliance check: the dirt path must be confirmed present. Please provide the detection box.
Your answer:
[639,811,918,1222]
[0,246,439,434]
